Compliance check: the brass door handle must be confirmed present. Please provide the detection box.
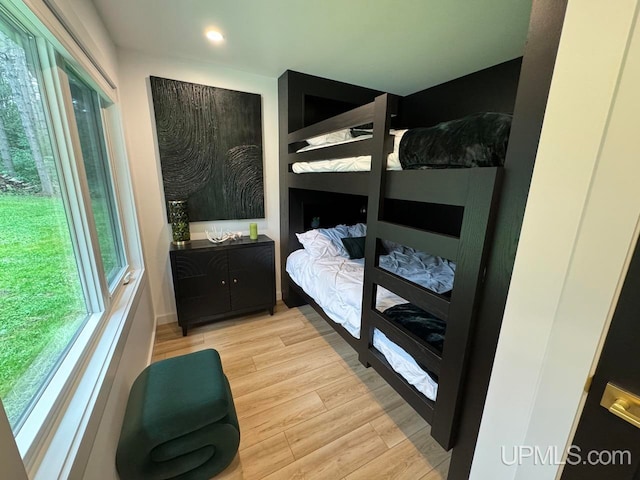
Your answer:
[609,399,640,428]
[601,383,640,429]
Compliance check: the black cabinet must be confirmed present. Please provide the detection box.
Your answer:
[169,235,276,336]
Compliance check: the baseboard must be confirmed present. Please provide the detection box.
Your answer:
[147,315,158,365]
[156,312,177,325]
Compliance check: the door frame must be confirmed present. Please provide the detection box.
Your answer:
[559,222,640,479]
[470,1,640,478]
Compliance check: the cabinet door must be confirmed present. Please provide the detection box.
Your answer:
[228,245,274,311]
[173,251,230,322]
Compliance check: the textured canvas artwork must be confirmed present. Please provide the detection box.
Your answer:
[150,76,264,221]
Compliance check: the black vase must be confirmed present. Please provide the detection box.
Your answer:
[168,200,190,245]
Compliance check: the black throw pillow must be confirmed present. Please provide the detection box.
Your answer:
[341,236,366,259]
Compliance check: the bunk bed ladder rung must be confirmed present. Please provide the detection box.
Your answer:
[287,102,377,144]
[385,169,471,205]
[288,136,394,163]
[287,172,369,196]
[377,221,460,263]
[370,267,450,321]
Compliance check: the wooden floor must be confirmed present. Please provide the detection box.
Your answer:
[153,303,451,480]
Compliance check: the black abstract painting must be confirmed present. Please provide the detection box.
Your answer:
[150,76,264,221]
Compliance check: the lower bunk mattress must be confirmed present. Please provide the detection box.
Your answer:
[286,248,452,401]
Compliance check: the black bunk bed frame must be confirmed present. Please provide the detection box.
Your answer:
[279,68,511,451]
[279,2,568,477]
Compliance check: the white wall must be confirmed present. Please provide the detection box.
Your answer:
[15,0,118,99]
[471,1,640,478]
[50,0,119,85]
[117,48,280,325]
[81,282,155,480]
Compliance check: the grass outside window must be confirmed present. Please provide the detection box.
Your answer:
[0,194,87,427]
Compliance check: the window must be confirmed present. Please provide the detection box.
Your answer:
[0,9,127,436]
[68,71,125,287]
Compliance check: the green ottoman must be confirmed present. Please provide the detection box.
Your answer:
[116,349,240,480]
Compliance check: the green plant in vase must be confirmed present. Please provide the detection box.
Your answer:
[168,200,190,245]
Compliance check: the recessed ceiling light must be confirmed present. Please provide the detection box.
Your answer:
[206,30,224,43]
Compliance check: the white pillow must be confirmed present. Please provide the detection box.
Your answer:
[318,225,351,257]
[306,129,353,146]
[297,224,369,258]
[296,229,342,258]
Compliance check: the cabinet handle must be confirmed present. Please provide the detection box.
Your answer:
[233,278,238,284]
[221,280,226,285]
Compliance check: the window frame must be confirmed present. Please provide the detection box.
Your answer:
[61,63,128,292]
[0,4,144,475]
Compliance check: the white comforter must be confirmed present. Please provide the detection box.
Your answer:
[286,248,455,401]
[286,248,454,338]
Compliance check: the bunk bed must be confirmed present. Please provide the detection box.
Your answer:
[278,67,517,451]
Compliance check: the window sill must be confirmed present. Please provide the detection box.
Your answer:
[18,268,148,479]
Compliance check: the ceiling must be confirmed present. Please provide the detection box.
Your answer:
[92,0,532,96]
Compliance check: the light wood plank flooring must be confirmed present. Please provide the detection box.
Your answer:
[153,303,451,479]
